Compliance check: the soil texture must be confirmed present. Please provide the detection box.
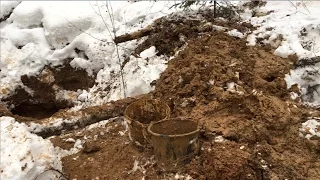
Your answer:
[1,11,319,180]
[57,17,319,179]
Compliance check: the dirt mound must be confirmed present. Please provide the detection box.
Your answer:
[187,141,255,180]
[57,29,320,179]
[149,30,319,179]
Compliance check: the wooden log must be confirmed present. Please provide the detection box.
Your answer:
[114,26,153,44]
[24,96,145,138]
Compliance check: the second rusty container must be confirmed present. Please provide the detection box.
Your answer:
[148,117,200,172]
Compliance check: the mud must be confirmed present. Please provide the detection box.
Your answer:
[187,141,255,180]
[54,120,158,180]
[148,25,320,179]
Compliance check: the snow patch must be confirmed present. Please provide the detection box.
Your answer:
[0,116,62,180]
[0,1,21,20]
[227,29,245,39]
[299,118,320,139]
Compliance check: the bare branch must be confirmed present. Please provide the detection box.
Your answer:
[105,1,127,98]
[65,18,108,43]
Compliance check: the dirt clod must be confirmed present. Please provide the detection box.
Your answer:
[82,141,101,154]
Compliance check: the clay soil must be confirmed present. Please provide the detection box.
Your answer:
[2,14,320,180]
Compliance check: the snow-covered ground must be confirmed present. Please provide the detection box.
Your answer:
[1,1,179,179]
[1,1,320,179]
[243,1,320,106]
[0,1,178,103]
[0,116,62,180]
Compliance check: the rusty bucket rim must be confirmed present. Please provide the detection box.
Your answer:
[124,98,171,125]
[147,117,199,138]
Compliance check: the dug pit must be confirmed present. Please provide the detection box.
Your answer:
[1,63,96,120]
[11,102,60,119]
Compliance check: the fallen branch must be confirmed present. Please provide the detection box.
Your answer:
[114,25,153,44]
[22,96,146,138]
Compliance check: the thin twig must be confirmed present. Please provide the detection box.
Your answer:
[65,17,134,51]
[96,1,113,37]
[106,1,127,98]
[89,1,101,17]
[301,1,311,14]
[66,18,108,43]
[287,0,309,16]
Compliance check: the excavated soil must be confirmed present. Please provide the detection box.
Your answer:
[149,30,320,179]
[2,12,319,180]
[54,18,320,180]
[51,119,159,180]
[135,10,253,57]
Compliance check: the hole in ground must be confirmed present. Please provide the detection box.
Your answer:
[52,63,96,91]
[11,102,61,119]
[2,63,95,120]
[264,75,277,82]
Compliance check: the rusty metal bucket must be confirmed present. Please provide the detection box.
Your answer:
[148,117,199,172]
[124,99,170,146]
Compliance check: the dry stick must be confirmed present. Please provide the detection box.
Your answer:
[65,18,134,51]
[105,2,127,98]
[114,26,153,44]
[95,2,129,78]
[96,2,113,38]
[214,0,217,18]
[288,0,309,16]
[301,1,311,14]
[31,97,140,138]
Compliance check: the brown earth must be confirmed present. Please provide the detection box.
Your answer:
[148,27,320,179]
[51,119,161,180]
[54,19,319,180]
[135,10,254,57]
[1,12,320,180]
